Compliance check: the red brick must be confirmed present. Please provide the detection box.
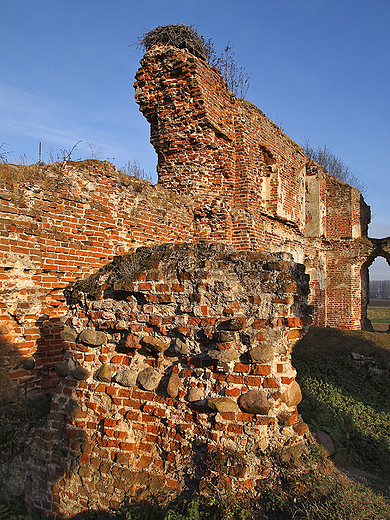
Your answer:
[234,363,250,373]
[252,365,271,376]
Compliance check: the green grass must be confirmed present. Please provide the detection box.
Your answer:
[0,500,43,520]
[367,299,390,330]
[293,327,390,479]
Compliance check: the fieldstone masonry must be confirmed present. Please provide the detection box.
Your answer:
[1,243,312,516]
[0,33,389,517]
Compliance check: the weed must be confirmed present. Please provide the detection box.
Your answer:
[0,143,10,163]
[294,474,390,519]
[0,396,51,454]
[0,500,43,520]
[119,159,153,184]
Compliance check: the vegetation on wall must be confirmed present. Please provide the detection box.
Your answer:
[302,140,366,194]
[137,24,249,98]
[0,143,10,163]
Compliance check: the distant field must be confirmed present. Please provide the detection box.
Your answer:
[367,299,390,331]
[369,299,390,307]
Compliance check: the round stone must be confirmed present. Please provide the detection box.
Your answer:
[167,372,181,398]
[94,364,112,382]
[208,348,240,363]
[172,338,190,355]
[214,331,235,342]
[142,336,170,353]
[315,431,335,457]
[73,366,91,380]
[78,329,107,347]
[207,397,239,413]
[137,367,161,391]
[54,361,70,377]
[186,387,204,402]
[22,357,35,370]
[238,389,269,415]
[281,381,302,407]
[60,326,78,343]
[114,368,138,388]
[249,343,274,363]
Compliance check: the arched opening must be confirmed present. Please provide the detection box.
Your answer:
[362,255,390,331]
[368,256,390,331]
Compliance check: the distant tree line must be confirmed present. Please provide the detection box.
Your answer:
[370,280,390,299]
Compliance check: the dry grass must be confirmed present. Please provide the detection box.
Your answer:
[368,299,390,331]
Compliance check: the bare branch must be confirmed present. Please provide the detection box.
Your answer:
[302,140,366,194]
[0,143,10,164]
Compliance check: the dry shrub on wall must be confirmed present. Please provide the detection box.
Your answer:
[206,40,250,99]
[0,143,10,163]
[302,140,367,195]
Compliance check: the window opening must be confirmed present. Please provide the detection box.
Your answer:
[367,257,390,332]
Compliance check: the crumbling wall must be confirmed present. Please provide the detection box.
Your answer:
[0,31,386,520]
[0,162,196,399]
[134,42,373,331]
[1,243,312,517]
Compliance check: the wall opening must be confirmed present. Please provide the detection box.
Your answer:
[362,255,390,331]
[367,256,390,332]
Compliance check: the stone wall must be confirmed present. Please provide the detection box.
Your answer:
[1,243,312,517]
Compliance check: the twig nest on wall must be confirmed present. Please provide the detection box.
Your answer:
[238,389,269,415]
[280,381,302,407]
[137,367,161,391]
[94,364,112,382]
[142,336,170,354]
[207,397,239,413]
[78,329,107,347]
[72,366,91,381]
[114,368,138,388]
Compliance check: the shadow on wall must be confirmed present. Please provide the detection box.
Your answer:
[0,328,18,401]
[1,241,315,517]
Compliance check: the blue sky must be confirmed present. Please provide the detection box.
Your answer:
[1,0,389,278]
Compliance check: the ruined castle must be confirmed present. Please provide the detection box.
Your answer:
[0,28,389,517]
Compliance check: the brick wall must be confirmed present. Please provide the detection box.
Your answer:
[1,243,312,516]
[0,163,196,399]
